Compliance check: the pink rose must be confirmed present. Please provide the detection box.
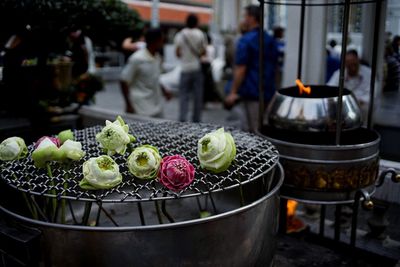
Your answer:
[34,136,61,149]
[159,155,195,192]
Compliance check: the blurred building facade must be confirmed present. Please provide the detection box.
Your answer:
[123,0,212,27]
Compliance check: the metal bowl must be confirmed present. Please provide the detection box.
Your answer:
[267,85,362,132]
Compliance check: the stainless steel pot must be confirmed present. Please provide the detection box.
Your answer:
[0,164,284,267]
[261,127,380,203]
[268,86,362,132]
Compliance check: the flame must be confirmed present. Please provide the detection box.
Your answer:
[287,200,298,218]
[295,79,311,95]
[286,199,306,233]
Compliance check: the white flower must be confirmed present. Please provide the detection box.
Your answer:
[0,137,28,161]
[32,137,60,168]
[127,145,161,179]
[57,140,85,162]
[80,155,122,190]
[96,116,136,156]
[197,128,236,173]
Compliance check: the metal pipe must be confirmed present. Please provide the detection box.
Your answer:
[151,0,160,28]
[258,0,265,131]
[351,189,373,247]
[297,0,306,79]
[334,204,342,241]
[367,0,382,129]
[335,0,351,145]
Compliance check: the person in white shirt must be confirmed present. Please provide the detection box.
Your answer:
[174,14,207,122]
[327,49,371,120]
[120,28,171,118]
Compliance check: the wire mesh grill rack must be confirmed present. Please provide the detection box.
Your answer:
[0,121,279,203]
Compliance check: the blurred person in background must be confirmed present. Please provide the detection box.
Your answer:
[327,49,371,120]
[328,39,340,59]
[273,26,285,89]
[391,35,400,61]
[120,28,171,118]
[383,43,400,92]
[224,5,278,132]
[174,13,207,122]
[65,27,94,79]
[121,25,148,62]
[326,49,340,82]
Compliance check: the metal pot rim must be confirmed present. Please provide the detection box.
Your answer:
[258,129,381,151]
[0,164,284,232]
[277,85,353,99]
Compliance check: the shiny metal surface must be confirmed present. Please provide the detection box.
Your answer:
[0,165,284,267]
[268,86,362,132]
[260,127,380,202]
[266,128,380,162]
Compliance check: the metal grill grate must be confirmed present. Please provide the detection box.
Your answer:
[0,121,279,203]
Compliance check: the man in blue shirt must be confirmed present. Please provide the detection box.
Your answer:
[225,5,278,132]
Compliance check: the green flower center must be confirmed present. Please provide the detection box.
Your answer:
[97,157,113,170]
[137,152,149,166]
[105,128,115,138]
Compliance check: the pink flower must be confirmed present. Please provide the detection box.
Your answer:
[159,155,195,192]
[34,136,61,149]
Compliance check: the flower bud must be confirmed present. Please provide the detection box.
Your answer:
[0,137,28,161]
[96,116,136,156]
[57,140,85,162]
[80,155,122,190]
[32,137,60,168]
[159,155,195,192]
[127,145,161,179]
[58,129,74,144]
[197,128,236,173]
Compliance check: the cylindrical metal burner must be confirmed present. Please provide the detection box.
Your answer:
[268,86,362,132]
[0,121,282,267]
[261,126,380,203]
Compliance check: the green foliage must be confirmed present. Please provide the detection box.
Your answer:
[0,0,143,47]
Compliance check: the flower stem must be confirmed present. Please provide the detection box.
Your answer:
[154,201,163,224]
[82,202,92,225]
[161,200,174,223]
[12,174,38,220]
[61,163,71,224]
[46,163,57,221]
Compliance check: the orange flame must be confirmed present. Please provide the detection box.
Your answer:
[295,79,311,95]
[286,199,306,233]
[287,200,298,218]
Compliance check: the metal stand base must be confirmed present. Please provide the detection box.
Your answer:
[279,169,400,249]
